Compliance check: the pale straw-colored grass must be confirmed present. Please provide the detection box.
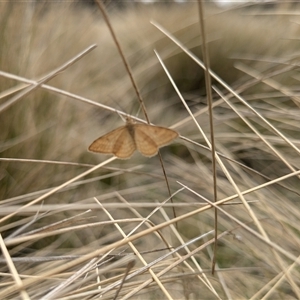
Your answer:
[1,1,300,299]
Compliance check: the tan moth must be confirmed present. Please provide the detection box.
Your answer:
[88,117,178,159]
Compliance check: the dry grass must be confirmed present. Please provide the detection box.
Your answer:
[1,1,300,299]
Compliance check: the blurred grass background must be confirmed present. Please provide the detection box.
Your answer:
[1,1,300,299]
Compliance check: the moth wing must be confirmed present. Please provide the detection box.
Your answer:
[112,127,137,159]
[89,126,136,159]
[89,126,125,153]
[134,124,178,157]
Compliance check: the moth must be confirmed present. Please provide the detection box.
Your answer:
[88,118,178,159]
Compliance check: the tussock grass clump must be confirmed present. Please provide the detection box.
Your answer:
[1,1,300,299]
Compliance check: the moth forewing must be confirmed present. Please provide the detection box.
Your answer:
[145,125,179,146]
[111,128,136,159]
[88,126,125,153]
[134,126,160,157]
[134,125,178,157]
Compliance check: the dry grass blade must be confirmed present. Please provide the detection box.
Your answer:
[0,234,30,300]
[95,198,172,299]
[151,20,300,156]
[197,0,218,274]
[2,2,300,299]
[213,86,298,173]
[0,157,117,224]
[0,44,97,113]
[155,49,265,237]
[177,182,299,264]
[153,23,300,296]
